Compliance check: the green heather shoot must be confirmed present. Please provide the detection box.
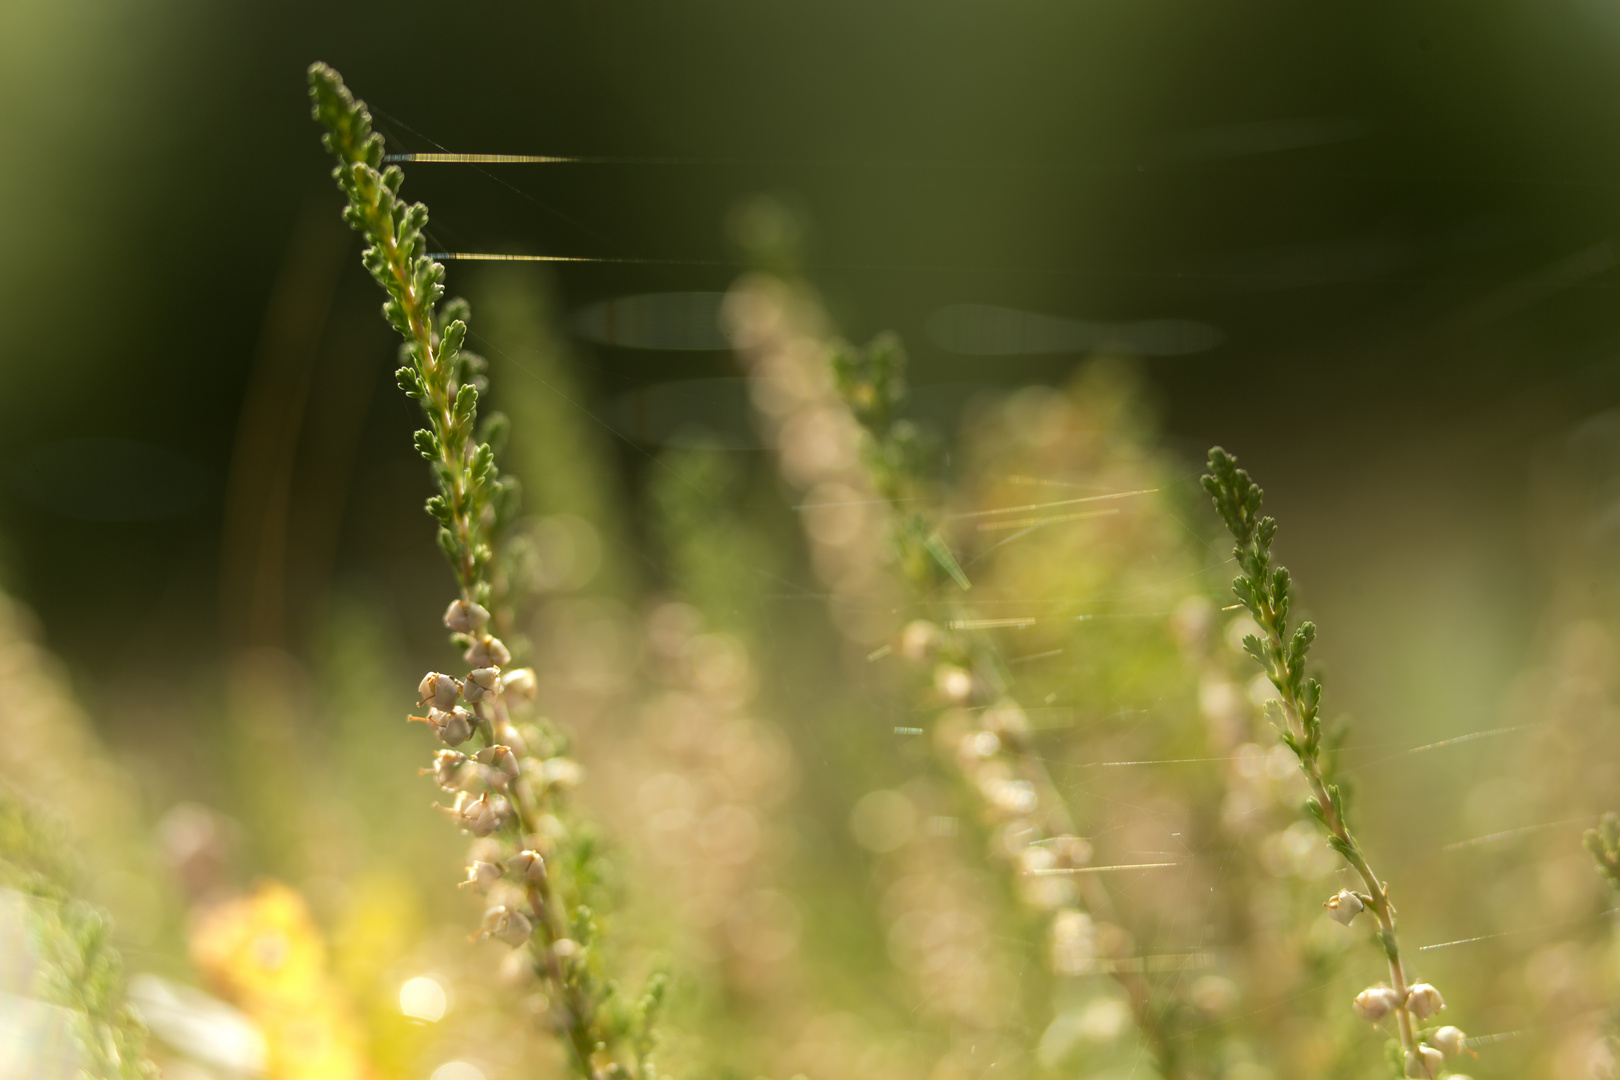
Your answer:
[308,62,662,1080]
[1202,447,1464,1080]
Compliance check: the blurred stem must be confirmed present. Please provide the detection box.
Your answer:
[811,326,1190,1077]
[957,607,1183,1075]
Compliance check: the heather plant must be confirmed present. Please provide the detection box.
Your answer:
[474,266,636,604]
[308,62,664,1079]
[726,271,1041,1074]
[954,371,1374,1079]
[614,446,809,1076]
[724,263,1247,1077]
[1202,448,1468,1079]
[829,333,1218,1075]
[0,790,157,1080]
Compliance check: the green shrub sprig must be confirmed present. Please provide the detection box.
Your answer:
[1203,447,1464,1079]
[308,62,662,1080]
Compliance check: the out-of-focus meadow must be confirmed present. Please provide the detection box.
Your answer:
[9,2,1620,1078]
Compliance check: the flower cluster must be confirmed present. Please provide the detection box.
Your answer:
[722,275,904,645]
[1351,981,1470,1077]
[412,599,662,1078]
[728,274,1200,1075]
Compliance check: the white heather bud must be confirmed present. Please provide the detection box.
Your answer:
[1050,908,1096,974]
[494,722,530,758]
[1406,982,1445,1019]
[463,666,501,703]
[425,749,470,789]
[1018,844,1056,875]
[934,664,974,704]
[507,849,547,883]
[541,758,585,791]
[968,730,1001,759]
[898,620,941,664]
[1353,985,1399,1022]
[500,667,537,701]
[552,938,582,962]
[1324,889,1365,925]
[444,599,490,633]
[481,905,534,947]
[983,699,1028,737]
[412,706,474,747]
[1052,835,1094,868]
[465,634,512,668]
[1431,1026,1468,1058]
[460,860,502,892]
[986,778,1038,816]
[1404,1045,1443,1079]
[477,745,521,782]
[418,671,461,710]
[439,791,506,836]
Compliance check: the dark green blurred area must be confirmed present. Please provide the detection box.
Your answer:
[6,0,1620,756]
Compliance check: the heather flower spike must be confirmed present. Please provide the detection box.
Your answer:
[768,300,1196,1074]
[1203,447,1462,1074]
[310,61,664,1078]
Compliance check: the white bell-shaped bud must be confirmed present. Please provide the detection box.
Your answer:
[1324,888,1364,925]
[1431,1026,1467,1058]
[411,706,475,747]
[463,666,501,703]
[444,599,490,633]
[439,791,507,837]
[465,634,512,668]
[1404,1045,1443,1078]
[541,757,585,791]
[481,905,533,947]
[500,667,538,701]
[476,745,521,787]
[934,664,974,704]
[898,620,940,664]
[418,671,461,710]
[507,850,546,883]
[1406,982,1445,1019]
[425,749,470,789]
[1352,985,1399,1022]
[460,860,502,892]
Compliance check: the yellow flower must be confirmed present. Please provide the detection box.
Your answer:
[190,880,370,1080]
